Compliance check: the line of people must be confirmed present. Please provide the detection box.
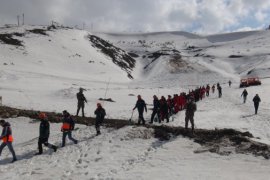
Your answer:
[0,102,106,163]
[132,83,222,132]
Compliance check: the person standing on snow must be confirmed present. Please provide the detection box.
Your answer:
[0,120,17,163]
[217,83,222,98]
[35,112,57,155]
[212,84,215,94]
[228,80,232,87]
[150,95,160,124]
[94,103,106,136]
[61,110,78,147]
[185,97,197,134]
[241,89,248,103]
[160,96,169,123]
[253,94,261,114]
[133,95,147,125]
[76,87,87,117]
[206,84,210,97]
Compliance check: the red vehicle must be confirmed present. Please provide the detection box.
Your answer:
[239,77,261,88]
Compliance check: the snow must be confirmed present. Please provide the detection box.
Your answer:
[0,26,270,179]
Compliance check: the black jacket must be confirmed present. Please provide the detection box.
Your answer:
[95,107,106,122]
[160,100,168,114]
[253,95,261,104]
[153,99,160,111]
[186,101,197,116]
[134,99,147,113]
[0,122,12,140]
[39,120,50,139]
[241,90,248,97]
[77,92,87,103]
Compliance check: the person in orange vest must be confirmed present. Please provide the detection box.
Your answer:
[0,120,17,163]
[61,110,78,147]
[35,112,57,155]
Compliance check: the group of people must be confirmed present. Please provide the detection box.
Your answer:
[241,89,261,114]
[0,83,263,163]
[76,87,106,135]
[0,110,78,163]
[0,87,106,163]
[132,83,222,133]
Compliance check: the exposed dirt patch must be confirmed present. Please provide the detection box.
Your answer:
[149,125,270,159]
[0,33,23,46]
[229,55,244,58]
[144,49,181,70]
[1,105,269,159]
[88,35,136,79]
[28,29,48,36]
[98,98,115,102]
[0,105,132,129]
[128,52,139,58]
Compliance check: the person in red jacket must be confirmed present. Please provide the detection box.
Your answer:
[0,120,17,163]
[173,94,179,113]
[61,110,78,147]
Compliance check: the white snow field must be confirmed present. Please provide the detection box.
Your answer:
[0,26,270,179]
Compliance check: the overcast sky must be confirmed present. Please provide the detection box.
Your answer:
[0,0,270,34]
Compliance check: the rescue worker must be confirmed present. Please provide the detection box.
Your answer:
[217,83,222,98]
[167,95,173,116]
[253,94,261,114]
[36,112,57,155]
[241,89,248,103]
[160,96,169,123]
[133,95,147,125]
[150,95,160,124]
[94,103,106,136]
[61,110,78,147]
[212,84,215,94]
[206,84,210,97]
[0,120,17,163]
[228,80,232,87]
[76,87,87,117]
[185,97,197,133]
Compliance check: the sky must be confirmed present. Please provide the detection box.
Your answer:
[0,0,270,34]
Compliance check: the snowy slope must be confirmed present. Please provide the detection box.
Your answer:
[0,118,269,180]
[0,26,270,179]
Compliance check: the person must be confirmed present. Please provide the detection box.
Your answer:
[94,103,106,136]
[167,95,173,116]
[228,80,232,87]
[185,97,197,133]
[241,89,248,103]
[36,112,57,155]
[61,110,78,147]
[253,94,261,114]
[76,87,87,117]
[133,95,147,125]
[0,120,17,163]
[217,83,222,98]
[150,95,160,124]
[160,96,169,123]
[206,84,210,97]
[212,84,215,94]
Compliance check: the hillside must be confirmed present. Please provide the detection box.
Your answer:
[0,26,270,179]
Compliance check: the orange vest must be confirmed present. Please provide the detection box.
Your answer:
[61,123,71,131]
[2,135,13,143]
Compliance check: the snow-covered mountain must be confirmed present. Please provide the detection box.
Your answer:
[0,25,270,179]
